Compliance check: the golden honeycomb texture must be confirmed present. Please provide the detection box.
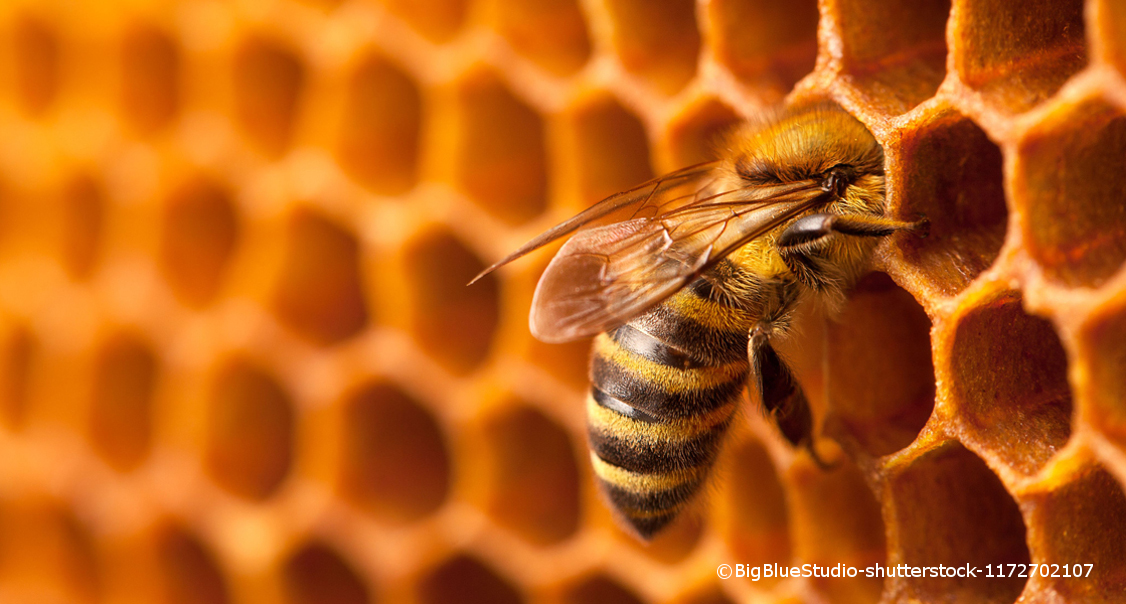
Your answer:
[0,0,1125,603]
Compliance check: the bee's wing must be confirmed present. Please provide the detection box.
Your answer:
[469,161,721,285]
[529,181,827,342]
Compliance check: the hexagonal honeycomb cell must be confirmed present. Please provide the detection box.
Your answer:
[233,35,306,158]
[120,25,180,136]
[1,1,1125,603]
[492,0,590,76]
[205,358,295,500]
[335,52,422,196]
[336,380,450,523]
[160,176,239,308]
[87,331,158,471]
[1016,97,1126,289]
[272,208,369,345]
[469,402,580,545]
[831,0,949,116]
[885,443,1029,603]
[950,0,1087,114]
[446,67,548,225]
[59,172,104,280]
[10,13,58,117]
[704,0,817,103]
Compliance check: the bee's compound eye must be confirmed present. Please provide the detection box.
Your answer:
[734,155,786,185]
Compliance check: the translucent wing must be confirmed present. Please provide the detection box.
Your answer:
[469,161,721,285]
[530,180,830,342]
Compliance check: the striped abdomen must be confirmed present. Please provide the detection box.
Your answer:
[587,280,753,538]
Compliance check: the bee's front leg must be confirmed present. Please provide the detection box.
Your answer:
[748,324,826,466]
[776,213,926,292]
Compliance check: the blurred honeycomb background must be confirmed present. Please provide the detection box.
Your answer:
[0,0,1124,602]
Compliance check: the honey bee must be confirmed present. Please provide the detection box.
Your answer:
[471,103,926,538]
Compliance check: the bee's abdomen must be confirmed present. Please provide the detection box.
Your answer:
[587,294,749,538]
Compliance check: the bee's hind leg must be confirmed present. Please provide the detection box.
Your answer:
[748,324,831,468]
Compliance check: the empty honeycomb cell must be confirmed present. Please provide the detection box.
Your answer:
[951,0,1087,113]
[1024,466,1126,601]
[336,54,422,196]
[281,541,373,604]
[233,37,305,158]
[949,293,1072,476]
[417,554,523,604]
[704,0,817,101]
[887,443,1029,603]
[159,177,239,309]
[451,69,548,225]
[1017,98,1126,289]
[205,359,294,501]
[831,0,949,116]
[0,324,34,430]
[60,173,103,281]
[662,98,739,169]
[823,273,935,457]
[716,437,790,586]
[492,0,591,76]
[891,111,1007,296]
[403,229,497,375]
[88,332,157,472]
[272,209,369,346]
[602,0,699,95]
[155,526,229,604]
[789,460,885,603]
[0,501,101,602]
[337,382,449,523]
[560,574,642,604]
[120,26,180,135]
[12,13,59,117]
[475,404,579,545]
[566,95,653,205]
[381,0,469,43]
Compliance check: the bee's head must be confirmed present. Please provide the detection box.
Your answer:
[727,103,884,189]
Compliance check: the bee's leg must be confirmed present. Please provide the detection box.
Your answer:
[748,324,828,467]
[780,213,927,243]
[779,212,927,249]
[776,213,926,291]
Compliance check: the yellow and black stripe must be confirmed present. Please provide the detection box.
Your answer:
[586,264,757,538]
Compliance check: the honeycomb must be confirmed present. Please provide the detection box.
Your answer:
[0,0,1124,603]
